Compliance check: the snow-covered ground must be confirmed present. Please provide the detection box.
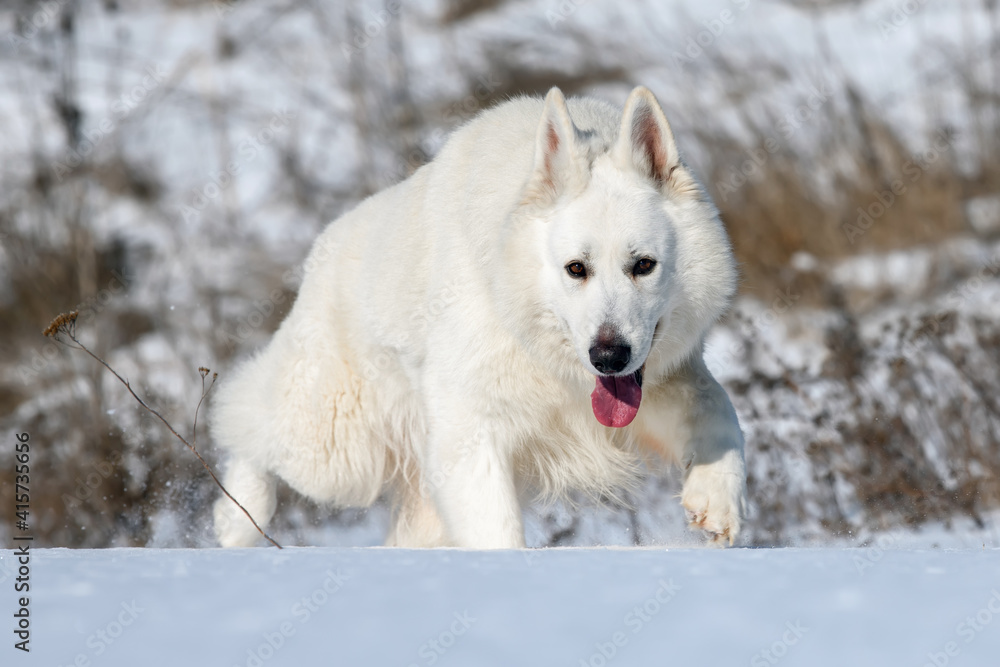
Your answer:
[3,545,1000,666]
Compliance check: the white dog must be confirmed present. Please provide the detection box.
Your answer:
[211,86,748,549]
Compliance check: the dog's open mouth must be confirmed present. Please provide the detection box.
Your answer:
[590,365,644,428]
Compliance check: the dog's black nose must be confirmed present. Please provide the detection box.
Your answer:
[589,343,631,374]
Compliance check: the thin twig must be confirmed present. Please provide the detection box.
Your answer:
[45,311,282,549]
[192,367,217,452]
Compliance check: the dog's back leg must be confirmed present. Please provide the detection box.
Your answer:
[213,458,278,547]
[384,479,450,548]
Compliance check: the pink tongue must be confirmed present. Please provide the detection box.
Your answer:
[591,374,642,428]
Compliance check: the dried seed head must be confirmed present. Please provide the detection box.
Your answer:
[43,311,79,337]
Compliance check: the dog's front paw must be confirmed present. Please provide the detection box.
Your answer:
[681,450,748,546]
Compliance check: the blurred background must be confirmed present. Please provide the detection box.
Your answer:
[1,0,999,549]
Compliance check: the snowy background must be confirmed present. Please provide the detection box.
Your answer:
[1,0,1000,553]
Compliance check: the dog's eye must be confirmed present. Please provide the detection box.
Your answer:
[566,262,587,279]
[633,258,656,277]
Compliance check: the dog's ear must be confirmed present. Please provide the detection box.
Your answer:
[613,86,694,196]
[524,87,587,208]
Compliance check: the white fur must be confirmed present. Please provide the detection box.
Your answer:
[211,86,748,549]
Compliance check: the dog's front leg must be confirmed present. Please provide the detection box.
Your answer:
[638,354,748,545]
[678,367,748,546]
[425,420,525,549]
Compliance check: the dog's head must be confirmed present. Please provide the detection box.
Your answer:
[518,86,737,427]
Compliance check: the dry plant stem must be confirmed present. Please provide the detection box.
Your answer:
[192,367,217,452]
[47,316,281,549]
